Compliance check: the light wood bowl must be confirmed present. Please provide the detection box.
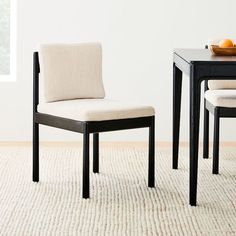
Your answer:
[210,45,236,56]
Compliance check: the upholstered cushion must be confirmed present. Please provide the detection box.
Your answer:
[38,99,155,121]
[39,43,105,102]
[208,80,236,90]
[205,90,236,108]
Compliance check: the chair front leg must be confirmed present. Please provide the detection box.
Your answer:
[203,100,209,159]
[93,133,99,173]
[213,108,220,174]
[148,117,155,187]
[33,122,39,182]
[83,131,90,198]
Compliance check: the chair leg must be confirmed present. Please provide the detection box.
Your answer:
[148,117,155,188]
[213,109,220,174]
[93,133,99,173]
[203,101,209,159]
[83,131,90,198]
[203,80,209,159]
[33,122,39,182]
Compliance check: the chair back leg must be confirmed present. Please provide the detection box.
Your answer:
[203,81,209,159]
[203,106,209,159]
[93,133,99,173]
[33,122,39,182]
[148,117,155,187]
[213,108,220,174]
[83,131,90,198]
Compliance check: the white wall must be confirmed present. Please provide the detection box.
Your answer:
[1,0,236,142]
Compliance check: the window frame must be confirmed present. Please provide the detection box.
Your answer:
[0,0,17,82]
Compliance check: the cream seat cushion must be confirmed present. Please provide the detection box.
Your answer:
[38,99,155,121]
[39,43,105,102]
[205,90,236,108]
[208,80,236,90]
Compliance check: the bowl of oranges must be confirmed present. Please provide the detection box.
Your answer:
[210,39,236,56]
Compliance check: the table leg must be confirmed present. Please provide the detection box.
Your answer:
[189,68,201,206]
[172,63,182,169]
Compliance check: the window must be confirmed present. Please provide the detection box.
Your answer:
[0,0,16,80]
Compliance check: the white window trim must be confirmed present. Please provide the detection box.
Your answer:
[0,0,17,82]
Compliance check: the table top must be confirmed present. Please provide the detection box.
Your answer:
[174,49,236,65]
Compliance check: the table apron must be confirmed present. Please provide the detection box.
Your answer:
[206,64,236,77]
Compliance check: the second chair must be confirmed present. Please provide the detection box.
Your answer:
[203,79,236,174]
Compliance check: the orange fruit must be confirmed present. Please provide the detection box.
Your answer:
[219,39,233,48]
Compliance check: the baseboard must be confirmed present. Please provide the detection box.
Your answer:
[0,141,236,147]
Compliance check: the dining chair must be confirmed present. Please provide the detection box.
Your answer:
[33,43,155,198]
[203,78,236,174]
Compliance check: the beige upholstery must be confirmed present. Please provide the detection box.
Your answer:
[39,43,105,102]
[208,80,236,90]
[38,43,155,121]
[207,39,236,90]
[38,99,155,121]
[205,90,236,108]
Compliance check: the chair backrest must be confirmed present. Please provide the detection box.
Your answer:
[205,44,236,90]
[208,80,236,90]
[39,43,105,102]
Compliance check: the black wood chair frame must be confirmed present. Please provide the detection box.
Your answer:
[33,52,155,198]
[203,81,236,174]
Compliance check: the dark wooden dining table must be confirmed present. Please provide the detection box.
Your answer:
[172,48,236,206]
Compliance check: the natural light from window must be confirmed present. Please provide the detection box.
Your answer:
[0,0,16,81]
[0,0,10,75]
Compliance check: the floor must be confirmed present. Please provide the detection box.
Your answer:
[0,145,235,235]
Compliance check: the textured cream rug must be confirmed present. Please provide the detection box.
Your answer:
[0,146,236,235]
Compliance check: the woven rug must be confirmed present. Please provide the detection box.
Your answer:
[0,146,236,235]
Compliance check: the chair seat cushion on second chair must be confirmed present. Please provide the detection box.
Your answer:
[38,99,155,121]
[205,90,236,108]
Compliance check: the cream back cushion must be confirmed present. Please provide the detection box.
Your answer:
[208,80,236,90]
[39,43,105,102]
